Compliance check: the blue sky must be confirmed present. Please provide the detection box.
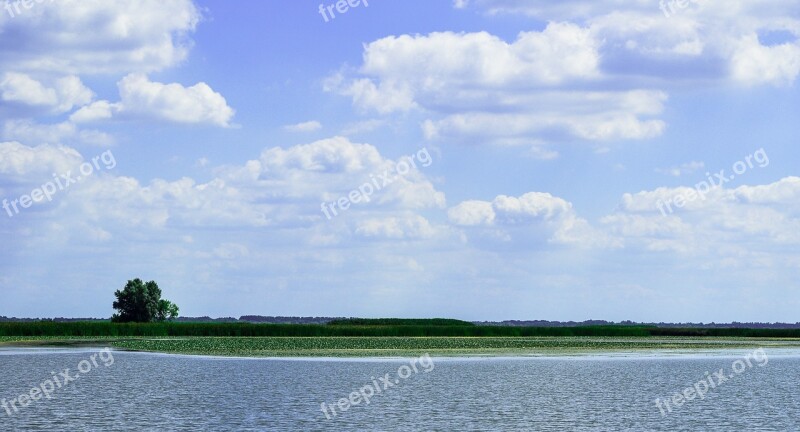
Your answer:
[1,0,799,321]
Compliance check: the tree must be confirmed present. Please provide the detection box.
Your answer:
[156,299,180,322]
[111,279,180,323]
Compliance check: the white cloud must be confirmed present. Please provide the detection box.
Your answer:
[328,24,671,147]
[3,119,114,147]
[71,74,235,127]
[363,25,599,88]
[3,138,799,321]
[0,137,444,233]
[325,73,417,115]
[316,0,796,151]
[283,120,322,133]
[604,177,800,254]
[0,0,201,74]
[448,200,495,226]
[422,93,666,144]
[69,101,116,123]
[3,120,76,146]
[731,34,800,86]
[258,136,384,174]
[248,137,446,211]
[116,74,234,127]
[461,0,800,87]
[329,24,600,114]
[446,176,800,264]
[449,192,616,248]
[0,73,94,114]
[0,141,83,177]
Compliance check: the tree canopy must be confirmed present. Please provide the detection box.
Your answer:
[112,278,179,323]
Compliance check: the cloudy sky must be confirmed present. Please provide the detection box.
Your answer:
[1,0,799,321]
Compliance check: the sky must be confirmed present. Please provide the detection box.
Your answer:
[1,0,799,322]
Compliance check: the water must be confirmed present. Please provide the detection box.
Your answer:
[1,348,798,431]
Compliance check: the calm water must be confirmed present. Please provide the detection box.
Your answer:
[0,348,798,431]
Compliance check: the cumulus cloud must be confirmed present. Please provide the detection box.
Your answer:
[449,192,616,248]
[249,136,446,211]
[730,34,800,86]
[328,24,600,113]
[324,0,800,151]
[327,23,670,148]
[448,176,800,258]
[461,0,800,86]
[0,0,201,74]
[604,177,800,255]
[448,200,495,226]
[68,101,116,123]
[70,74,235,127]
[0,73,94,114]
[0,137,444,233]
[0,141,83,178]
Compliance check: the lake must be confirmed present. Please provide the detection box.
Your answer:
[1,348,798,430]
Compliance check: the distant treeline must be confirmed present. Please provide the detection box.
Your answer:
[3,316,800,328]
[2,322,800,338]
[0,316,342,324]
[477,320,800,329]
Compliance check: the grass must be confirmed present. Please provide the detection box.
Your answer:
[4,336,800,357]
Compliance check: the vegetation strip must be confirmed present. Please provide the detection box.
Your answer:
[4,322,800,338]
[4,336,800,358]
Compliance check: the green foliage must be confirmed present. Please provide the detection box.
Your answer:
[157,299,180,322]
[111,279,179,323]
[2,322,800,338]
[327,318,475,326]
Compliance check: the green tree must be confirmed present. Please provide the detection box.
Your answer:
[111,279,179,323]
[156,299,180,322]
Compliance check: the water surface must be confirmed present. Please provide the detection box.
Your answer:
[1,348,798,431]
